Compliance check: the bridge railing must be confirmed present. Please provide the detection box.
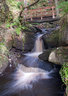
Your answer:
[23,6,56,21]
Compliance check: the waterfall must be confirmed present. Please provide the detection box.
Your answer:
[34,34,43,52]
[0,33,54,96]
[25,34,44,57]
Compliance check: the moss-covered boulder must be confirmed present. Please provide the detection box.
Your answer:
[0,26,14,50]
[4,28,14,50]
[13,31,35,52]
[0,44,9,73]
[49,47,68,65]
[60,62,68,96]
[42,29,60,48]
[0,44,9,55]
[39,48,55,61]
[59,14,68,45]
[0,54,8,74]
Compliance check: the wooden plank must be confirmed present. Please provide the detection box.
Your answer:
[23,6,56,20]
[28,17,60,23]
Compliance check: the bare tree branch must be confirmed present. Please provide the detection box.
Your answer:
[19,0,40,22]
[24,0,40,9]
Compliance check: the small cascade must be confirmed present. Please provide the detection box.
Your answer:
[25,34,44,57]
[0,32,54,96]
[34,34,43,52]
[0,30,65,96]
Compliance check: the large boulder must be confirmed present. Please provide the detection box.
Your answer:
[48,47,68,65]
[59,14,68,45]
[13,31,35,52]
[0,26,14,50]
[4,28,15,50]
[42,15,68,48]
[39,48,54,61]
[0,44,9,74]
[0,54,8,74]
[42,28,60,48]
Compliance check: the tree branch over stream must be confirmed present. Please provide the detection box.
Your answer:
[19,0,40,22]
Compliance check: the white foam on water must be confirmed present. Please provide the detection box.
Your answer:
[0,64,54,96]
[10,65,53,90]
[24,52,42,57]
[0,33,53,96]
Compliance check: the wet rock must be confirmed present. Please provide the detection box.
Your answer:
[13,32,35,52]
[42,29,60,48]
[0,26,14,50]
[9,48,21,66]
[13,34,24,51]
[49,47,68,65]
[59,14,68,45]
[39,49,54,61]
[4,28,15,50]
[0,44,9,56]
[0,25,36,52]
[0,54,9,74]
[0,45,9,73]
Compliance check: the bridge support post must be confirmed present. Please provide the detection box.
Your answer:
[52,6,55,18]
[40,8,43,20]
[41,17,43,20]
[31,17,33,21]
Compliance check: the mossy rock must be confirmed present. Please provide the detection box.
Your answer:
[39,48,55,61]
[59,14,68,45]
[60,62,68,96]
[43,29,60,48]
[0,54,8,73]
[0,27,15,50]
[49,47,68,65]
[0,44,9,56]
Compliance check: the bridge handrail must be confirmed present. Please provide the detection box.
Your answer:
[23,6,56,21]
[24,6,55,12]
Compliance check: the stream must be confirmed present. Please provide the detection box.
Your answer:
[0,30,65,96]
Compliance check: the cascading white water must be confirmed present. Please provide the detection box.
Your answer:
[34,34,43,52]
[1,33,54,96]
[25,34,44,57]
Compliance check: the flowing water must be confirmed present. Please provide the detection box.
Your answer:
[0,33,65,96]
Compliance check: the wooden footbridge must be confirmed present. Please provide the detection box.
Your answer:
[23,6,60,23]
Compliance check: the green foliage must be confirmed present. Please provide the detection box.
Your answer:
[59,1,68,14]
[7,0,24,10]
[7,0,18,9]
[60,62,68,85]
[15,27,21,35]
[30,0,47,9]
[6,18,29,35]
[17,2,22,9]
[6,23,11,28]
[0,42,4,46]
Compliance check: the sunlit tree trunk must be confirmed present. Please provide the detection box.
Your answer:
[54,0,59,17]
